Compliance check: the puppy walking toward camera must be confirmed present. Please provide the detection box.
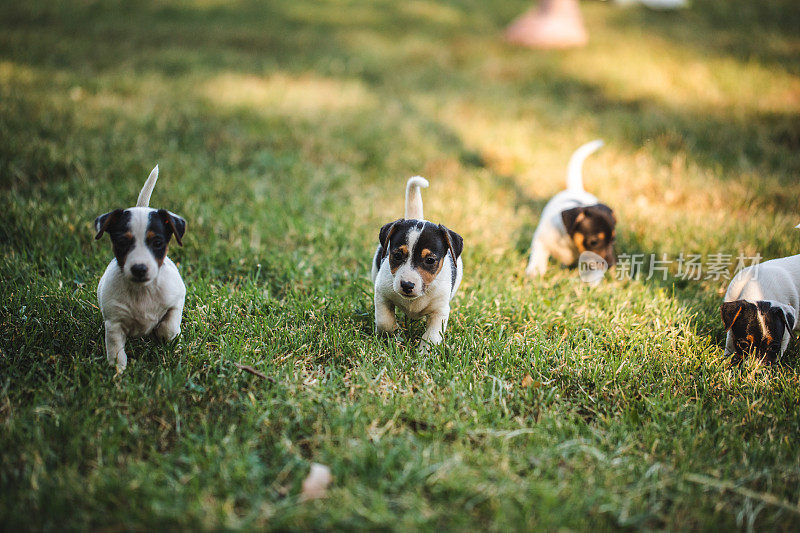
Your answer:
[721,254,800,364]
[95,166,187,372]
[526,139,617,277]
[371,177,464,352]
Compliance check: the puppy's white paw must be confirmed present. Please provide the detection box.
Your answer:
[156,323,180,343]
[115,353,128,373]
[418,335,442,355]
[525,264,546,278]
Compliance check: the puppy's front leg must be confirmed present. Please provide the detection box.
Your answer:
[155,306,183,343]
[104,321,128,372]
[419,308,449,352]
[724,330,735,357]
[374,295,398,335]
[525,239,550,277]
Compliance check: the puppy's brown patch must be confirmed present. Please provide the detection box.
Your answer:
[421,248,433,258]
[573,232,586,253]
[416,258,443,286]
[146,231,156,239]
[124,232,133,240]
[390,245,409,274]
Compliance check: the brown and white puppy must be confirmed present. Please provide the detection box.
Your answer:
[526,140,617,277]
[721,253,800,364]
[95,165,187,372]
[371,177,464,352]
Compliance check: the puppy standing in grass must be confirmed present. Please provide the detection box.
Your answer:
[371,177,464,352]
[94,166,187,372]
[721,252,800,364]
[526,139,617,277]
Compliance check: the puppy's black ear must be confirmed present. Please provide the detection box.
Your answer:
[586,203,616,224]
[770,307,795,338]
[159,209,186,246]
[721,300,745,331]
[94,209,123,240]
[438,224,464,262]
[379,219,403,251]
[561,207,585,234]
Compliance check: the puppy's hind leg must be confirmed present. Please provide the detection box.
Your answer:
[525,238,550,277]
[104,321,128,372]
[155,306,183,343]
[374,295,398,335]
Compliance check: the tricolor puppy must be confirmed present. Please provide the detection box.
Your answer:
[526,140,617,277]
[721,253,800,364]
[94,165,187,372]
[371,177,464,352]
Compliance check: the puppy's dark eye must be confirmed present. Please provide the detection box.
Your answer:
[392,250,404,260]
[424,256,437,265]
[151,237,164,247]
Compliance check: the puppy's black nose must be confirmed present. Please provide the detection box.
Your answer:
[400,280,415,294]
[130,263,148,280]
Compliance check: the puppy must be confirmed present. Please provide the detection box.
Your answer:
[721,254,800,363]
[94,165,187,372]
[525,140,617,277]
[371,177,464,351]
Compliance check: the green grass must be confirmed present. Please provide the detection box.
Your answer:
[2,0,800,530]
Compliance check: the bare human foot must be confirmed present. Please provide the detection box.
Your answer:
[505,0,588,49]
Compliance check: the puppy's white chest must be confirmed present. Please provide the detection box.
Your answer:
[98,259,185,337]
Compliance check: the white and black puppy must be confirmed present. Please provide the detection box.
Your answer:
[371,177,464,351]
[94,165,187,372]
[721,254,800,364]
[525,140,617,277]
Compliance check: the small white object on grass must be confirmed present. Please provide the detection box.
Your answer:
[300,463,333,501]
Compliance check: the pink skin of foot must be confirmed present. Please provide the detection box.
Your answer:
[505,0,588,49]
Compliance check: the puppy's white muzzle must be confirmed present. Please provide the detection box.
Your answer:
[123,243,159,285]
[394,266,424,299]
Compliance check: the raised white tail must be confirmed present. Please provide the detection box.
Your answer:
[566,140,604,192]
[136,165,159,207]
[404,176,429,220]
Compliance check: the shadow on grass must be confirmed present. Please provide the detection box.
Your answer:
[1,0,798,196]
[624,0,800,77]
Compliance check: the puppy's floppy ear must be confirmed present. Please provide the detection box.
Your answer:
[438,224,464,262]
[561,207,585,234]
[379,219,403,251]
[770,307,795,338]
[721,300,745,331]
[586,203,616,224]
[158,209,186,246]
[94,209,123,240]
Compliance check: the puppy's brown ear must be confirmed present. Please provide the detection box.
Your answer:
[94,209,124,240]
[158,209,186,246]
[561,207,585,234]
[438,224,463,263]
[721,301,745,331]
[379,219,403,251]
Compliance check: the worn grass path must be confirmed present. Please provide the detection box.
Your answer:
[2,0,800,530]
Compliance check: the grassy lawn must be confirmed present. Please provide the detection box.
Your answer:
[2,0,800,529]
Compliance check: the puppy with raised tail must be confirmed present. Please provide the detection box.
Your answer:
[526,140,617,277]
[371,177,464,352]
[94,165,187,372]
[721,252,800,364]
